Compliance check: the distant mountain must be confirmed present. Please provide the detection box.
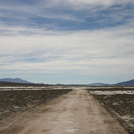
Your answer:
[115,79,134,86]
[0,78,33,84]
[89,83,109,86]
[36,83,44,85]
[56,83,62,85]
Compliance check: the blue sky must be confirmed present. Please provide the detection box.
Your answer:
[0,0,134,84]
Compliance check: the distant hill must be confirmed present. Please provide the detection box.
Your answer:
[115,79,134,86]
[89,83,109,86]
[0,78,32,84]
[0,81,46,86]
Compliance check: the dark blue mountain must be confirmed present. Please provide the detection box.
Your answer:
[89,83,109,86]
[115,79,134,86]
[0,78,32,84]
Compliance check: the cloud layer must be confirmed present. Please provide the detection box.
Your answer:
[0,0,134,84]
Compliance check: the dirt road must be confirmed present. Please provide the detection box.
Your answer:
[0,89,128,134]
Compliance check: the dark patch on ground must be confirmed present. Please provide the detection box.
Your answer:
[92,94,134,116]
[0,89,72,121]
[88,89,134,134]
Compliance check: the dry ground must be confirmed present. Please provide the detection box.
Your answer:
[0,89,127,134]
[0,89,72,120]
[90,91,134,134]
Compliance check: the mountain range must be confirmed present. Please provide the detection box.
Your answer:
[114,79,134,86]
[89,79,134,86]
[0,78,134,86]
[0,78,32,84]
[89,83,110,86]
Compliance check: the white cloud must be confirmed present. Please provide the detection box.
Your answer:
[1,0,133,24]
[0,24,134,77]
[45,0,134,11]
[0,0,134,83]
[67,0,133,5]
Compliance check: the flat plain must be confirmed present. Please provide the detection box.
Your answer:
[0,85,133,134]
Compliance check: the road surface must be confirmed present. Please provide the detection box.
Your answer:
[0,89,128,134]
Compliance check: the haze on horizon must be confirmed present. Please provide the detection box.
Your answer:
[0,0,134,84]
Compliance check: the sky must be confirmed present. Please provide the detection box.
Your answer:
[0,0,134,84]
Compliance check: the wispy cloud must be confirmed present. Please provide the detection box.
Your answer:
[0,0,133,30]
[0,25,134,77]
[0,0,134,83]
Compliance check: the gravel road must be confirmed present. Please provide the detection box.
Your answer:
[0,89,128,134]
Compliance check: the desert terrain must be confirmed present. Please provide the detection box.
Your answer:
[0,86,133,134]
